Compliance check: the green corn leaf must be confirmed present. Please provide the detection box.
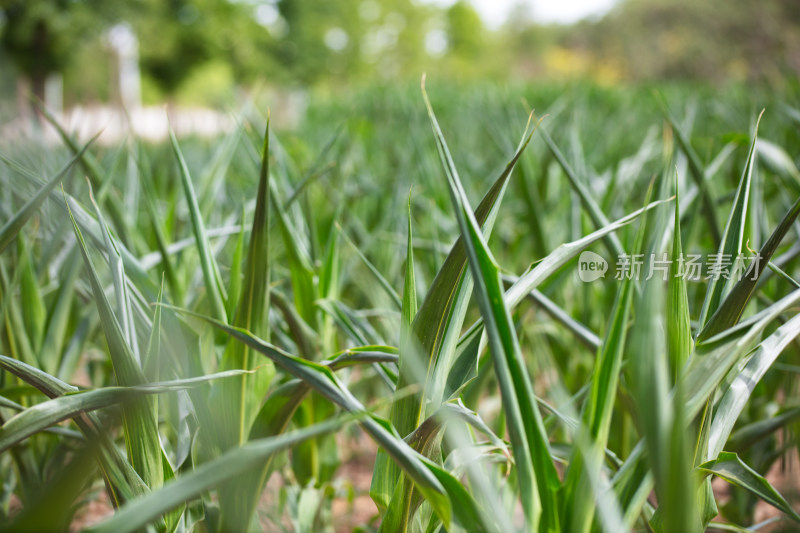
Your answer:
[215,134,273,437]
[402,192,418,342]
[614,288,800,522]
[250,345,399,442]
[704,519,785,532]
[57,190,157,299]
[422,82,558,532]
[139,163,183,304]
[501,279,601,350]
[66,197,148,388]
[0,438,100,533]
[0,354,78,397]
[340,223,403,309]
[503,198,671,310]
[728,407,800,452]
[0,134,96,254]
[757,138,800,195]
[34,100,132,242]
[667,170,693,381]
[198,121,245,219]
[164,305,491,531]
[319,215,341,303]
[17,236,46,355]
[628,180,700,533]
[679,292,800,514]
[657,96,722,244]
[213,116,275,532]
[270,179,317,325]
[225,215,246,322]
[0,395,23,411]
[0,263,36,366]
[380,401,508,533]
[271,289,318,356]
[38,250,82,376]
[563,179,658,533]
[697,194,800,342]
[143,279,164,382]
[698,452,800,523]
[698,111,764,331]
[0,355,142,509]
[561,217,639,533]
[317,214,342,354]
[317,298,385,347]
[537,125,625,259]
[691,399,720,530]
[85,417,356,533]
[447,197,670,401]
[0,369,257,454]
[436,399,508,455]
[707,311,800,459]
[65,195,166,494]
[687,286,800,419]
[87,180,140,360]
[377,198,417,529]
[169,128,228,322]
[375,85,539,517]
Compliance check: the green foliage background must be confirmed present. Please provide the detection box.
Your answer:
[1,0,799,106]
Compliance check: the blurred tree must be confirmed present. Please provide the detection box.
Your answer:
[214,5,281,86]
[441,1,504,79]
[275,0,352,84]
[5,0,797,108]
[565,0,800,83]
[499,2,558,79]
[445,1,483,59]
[0,0,119,104]
[132,0,221,98]
[275,0,434,85]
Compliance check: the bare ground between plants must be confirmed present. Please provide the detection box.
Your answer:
[59,435,799,531]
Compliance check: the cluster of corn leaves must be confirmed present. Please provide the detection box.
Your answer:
[0,83,799,532]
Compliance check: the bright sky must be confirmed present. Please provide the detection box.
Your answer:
[426,0,619,27]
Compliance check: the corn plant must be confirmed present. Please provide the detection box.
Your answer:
[1,82,799,532]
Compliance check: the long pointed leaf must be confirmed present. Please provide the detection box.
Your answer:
[422,82,558,532]
[0,134,96,254]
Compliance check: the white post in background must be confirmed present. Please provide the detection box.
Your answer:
[41,72,64,142]
[44,73,63,115]
[108,23,141,111]
[108,23,142,218]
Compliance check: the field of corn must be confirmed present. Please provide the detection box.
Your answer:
[1,81,800,532]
